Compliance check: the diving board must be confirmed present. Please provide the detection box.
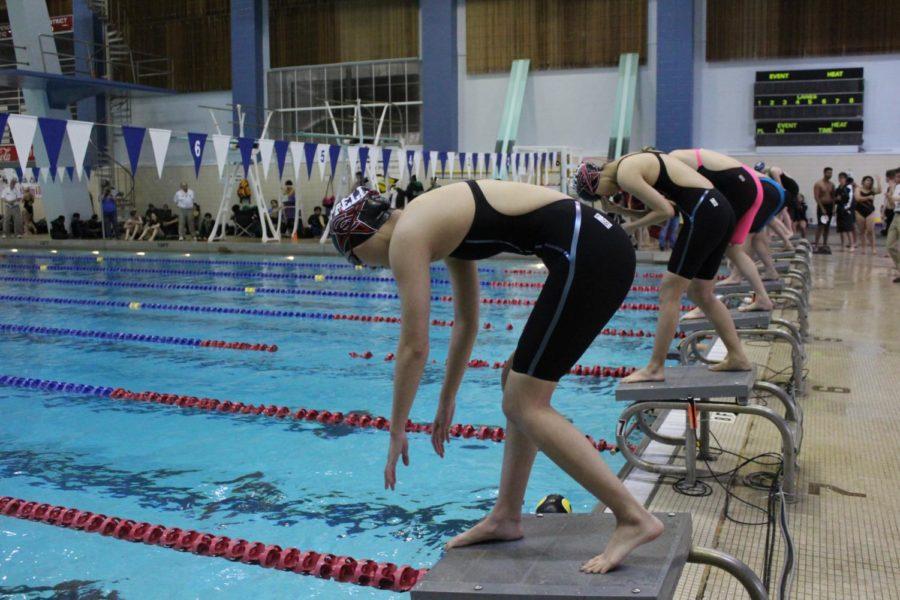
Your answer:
[678,310,771,334]
[412,513,692,600]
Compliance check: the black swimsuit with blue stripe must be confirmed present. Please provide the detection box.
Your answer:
[449,181,636,381]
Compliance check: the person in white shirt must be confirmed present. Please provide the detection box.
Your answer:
[173,181,196,240]
[1,177,24,238]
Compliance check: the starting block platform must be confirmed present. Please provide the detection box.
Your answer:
[678,310,771,334]
[713,279,783,295]
[412,513,692,600]
[772,251,799,260]
[615,365,756,403]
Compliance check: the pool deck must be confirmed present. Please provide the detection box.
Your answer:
[621,249,900,599]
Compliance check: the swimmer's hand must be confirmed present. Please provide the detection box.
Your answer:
[384,431,410,490]
[431,400,456,458]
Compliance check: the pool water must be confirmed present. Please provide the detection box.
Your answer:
[0,251,665,599]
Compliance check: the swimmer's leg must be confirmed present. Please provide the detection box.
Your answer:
[753,230,780,280]
[725,244,774,312]
[624,272,691,383]
[687,279,752,372]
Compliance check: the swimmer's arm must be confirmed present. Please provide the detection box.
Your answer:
[615,168,675,232]
[441,258,479,405]
[599,197,648,218]
[388,237,433,437]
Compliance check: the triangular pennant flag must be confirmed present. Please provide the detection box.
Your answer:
[14,167,23,181]
[405,150,415,179]
[56,166,66,181]
[65,166,75,181]
[381,147,393,179]
[316,144,329,180]
[148,128,171,178]
[257,138,274,179]
[236,137,254,178]
[413,150,423,179]
[31,167,40,182]
[0,113,8,139]
[347,145,359,176]
[7,114,38,174]
[446,152,456,180]
[211,134,231,178]
[426,151,437,178]
[492,153,500,177]
[187,132,207,178]
[65,120,93,179]
[84,165,92,181]
[303,142,316,179]
[458,152,467,178]
[437,151,447,177]
[289,141,303,182]
[38,117,67,177]
[327,144,342,177]
[274,140,290,179]
[121,125,146,174]
[513,153,521,179]
[358,146,370,180]
[41,167,49,182]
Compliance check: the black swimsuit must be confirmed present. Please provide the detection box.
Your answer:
[450,181,636,381]
[624,153,735,280]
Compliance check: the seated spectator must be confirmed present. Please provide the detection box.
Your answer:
[85,215,103,238]
[269,198,280,221]
[70,212,87,238]
[199,212,214,238]
[231,204,260,237]
[139,212,162,241]
[427,176,440,191]
[307,206,328,237]
[144,203,158,222]
[50,215,67,239]
[405,175,424,203]
[22,191,37,235]
[158,203,178,237]
[123,210,143,240]
[192,205,201,232]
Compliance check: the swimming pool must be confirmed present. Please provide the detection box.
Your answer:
[0,250,666,599]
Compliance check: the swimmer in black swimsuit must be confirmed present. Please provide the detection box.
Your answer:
[576,153,752,384]
[329,181,663,574]
[855,175,881,255]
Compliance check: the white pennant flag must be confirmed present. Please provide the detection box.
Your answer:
[257,138,275,179]
[316,144,329,180]
[289,141,303,182]
[428,151,438,178]
[41,166,49,182]
[510,153,518,179]
[8,114,38,174]
[147,128,171,178]
[65,120,93,179]
[56,166,66,181]
[489,153,497,177]
[211,134,231,178]
[413,150,423,179]
[446,151,456,180]
[465,153,473,179]
[347,146,359,176]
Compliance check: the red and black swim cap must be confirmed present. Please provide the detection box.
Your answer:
[329,187,393,265]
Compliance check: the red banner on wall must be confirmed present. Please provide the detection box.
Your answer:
[0,145,36,163]
[0,15,73,41]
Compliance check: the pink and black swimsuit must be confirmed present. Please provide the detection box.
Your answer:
[693,149,763,246]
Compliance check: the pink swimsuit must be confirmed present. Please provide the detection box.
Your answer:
[694,148,763,246]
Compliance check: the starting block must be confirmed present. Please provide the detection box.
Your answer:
[678,309,771,334]
[713,279,783,295]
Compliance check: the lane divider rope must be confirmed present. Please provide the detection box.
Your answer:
[0,374,627,453]
[0,323,278,352]
[0,496,424,593]
[0,295,680,339]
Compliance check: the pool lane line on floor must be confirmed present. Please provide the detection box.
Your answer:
[0,495,424,593]
[0,374,627,453]
[0,274,686,312]
[0,294,675,339]
[0,323,278,352]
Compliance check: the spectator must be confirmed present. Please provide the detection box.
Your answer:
[281,180,298,233]
[86,214,103,238]
[307,206,328,237]
[22,188,37,235]
[855,175,880,256]
[139,212,162,241]
[49,215,67,239]
[405,174,424,203]
[123,210,143,240]
[101,188,117,238]
[158,203,178,237]
[70,212,87,238]
[427,176,440,191]
[793,193,809,239]
[237,178,252,207]
[173,181,197,240]
[198,212,214,238]
[269,198,280,222]
[355,170,369,188]
[835,172,856,250]
[658,215,679,251]
[886,169,900,282]
[1,176,24,238]
[813,167,835,252]
[192,204,201,232]
[882,169,896,238]
[144,203,158,222]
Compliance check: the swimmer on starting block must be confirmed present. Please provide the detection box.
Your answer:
[329,181,663,574]
[575,152,752,384]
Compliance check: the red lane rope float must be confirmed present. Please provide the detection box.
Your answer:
[356,352,639,379]
[0,375,627,454]
[0,496,425,593]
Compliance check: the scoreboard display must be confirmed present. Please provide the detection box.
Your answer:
[754,68,863,146]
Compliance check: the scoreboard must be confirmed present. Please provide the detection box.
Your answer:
[754,68,863,146]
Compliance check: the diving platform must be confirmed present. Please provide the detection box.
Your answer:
[0,69,174,108]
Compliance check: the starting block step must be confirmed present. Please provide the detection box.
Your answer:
[615,365,756,402]
[678,309,771,333]
[412,513,692,600]
[713,279,783,295]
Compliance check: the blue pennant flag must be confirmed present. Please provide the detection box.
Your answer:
[514,153,520,174]
[274,140,290,179]
[405,150,415,177]
[31,167,40,182]
[237,137,254,178]
[14,167,23,181]
[187,132,207,178]
[381,147,392,179]
[358,146,370,176]
[303,143,316,179]
[38,117,67,178]
[473,153,481,173]
[121,126,146,174]
[327,145,341,177]
[423,151,431,177]
[458,152,467,174]
[84,165,92,180]
[0,113,9,138]
[438,151,448,177]
[65,166,75,181]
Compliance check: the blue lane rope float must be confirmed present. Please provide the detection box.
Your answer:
[0,323,278,352]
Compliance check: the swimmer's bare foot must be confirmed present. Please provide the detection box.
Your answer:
[623,366,665,384]
[716,275,742,286]
[681,306,706,319]
[709,354,753,372]
[445,515,523,550]
[581,511,664,574]
[737,299,773,312]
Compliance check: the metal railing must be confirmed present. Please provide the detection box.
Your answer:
[38,33,172,88]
